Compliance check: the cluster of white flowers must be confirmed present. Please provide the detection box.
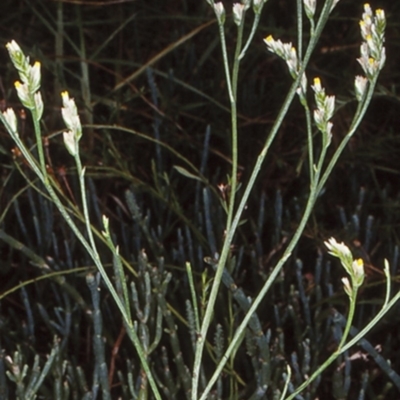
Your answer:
[325,238,365,296]
[263,35,307,98]
[311,77,335,144]
[61,91,83,157]
[264,2,387,141]
[354,4,386,101]
[3,41,83,160]
[3,40,44,131]
[358,4,386,79]
[206,0,268,26]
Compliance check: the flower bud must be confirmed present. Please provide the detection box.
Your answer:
[63,130,78,156]
[303,0,316,20]
[213,2,225,25]
[354,75,368,101]
[2,108,18,133]
[233,3,245,26]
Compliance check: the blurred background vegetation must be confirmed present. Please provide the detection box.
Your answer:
[0,0,400,398]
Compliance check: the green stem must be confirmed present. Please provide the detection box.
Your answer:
[197,2,367,397]
[228,0,335,261]
[39,182,161,400]
[74,153,98,255]
[340,288,399,355]
[227,20,245,230]
[297,0,303,58]
[304,103,315,183]
[186,262,201,333]
[1,112,162,400]
[31,108,47,181]
[285,287,358,400]
[199,154,321,400]
[317,74,378,194]
[239,12,261,60]
[192,14,246,399]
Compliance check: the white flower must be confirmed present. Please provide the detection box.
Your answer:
[241,0,251,10]
[61,91,82,141]
[357,55,379,80]
[15,81,33,109]
[264,35,300,80]
[34,92,44,120]
[325,122,333,146]
[63,130,78,157]
[6,41,30,86]
[325,95,335,120]
[213,2,225,24]
[325,237,353,275]
[326,238,365,291]
[233,3,245,26]
[311,78,335,137]
[253,0,267,14]
[303,0,316,20]
[264,36,294,60]
[342,277,353,297]
[311,77,322,93]
[354,75,368,101]
[29,61,41,93]
[325,238,352,258]
[375,9,386,31]
[2,108,18,133]
[352,258,365,287]
[313,108,324,128]
[6,40,21,55]
[357,4,386,80]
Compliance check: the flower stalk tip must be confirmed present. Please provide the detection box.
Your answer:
[325,238,365,297]
[6,40,43,115]
[61,91,82,141]
[264,35,307,99]
[357,3,386,80]
[311,77,335,145]
[354,75,368,101]
[2,108,18,134]
[233,3,245,26]
[213,2,225,24]
[253,0,267,14]
[61,91,83,157]
[303,0,316,20]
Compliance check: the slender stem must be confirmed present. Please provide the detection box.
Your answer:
[297,0,303,58]
[192,15,246,398]
[340,289,400,354]
[199,158,321,400]
[74,167,161,398]
[279,365,292,400]
[317,74,378,194]
[198,2,370,397]
[239,13,261,60]
[202,59,379,400]
[0,113,44,185]
[227,19,245,230]
[218,22,234,104]
[74,154,98,254]
[41,184,162,399]
[286,285,363,400]
[31,108,47,181]
[1,110,162,400]
[304,104,315,184]
[229,0,335,256]
[340,291,358,348]
[186,262,201,333]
